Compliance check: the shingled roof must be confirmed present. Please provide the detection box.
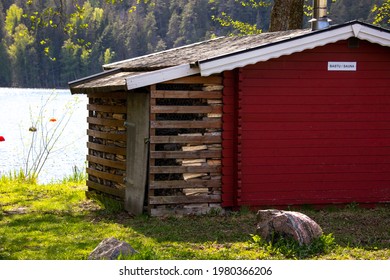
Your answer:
[69,21,390,94]
[102,28,310,71]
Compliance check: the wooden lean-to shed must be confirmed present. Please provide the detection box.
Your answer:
[69,20,390,216]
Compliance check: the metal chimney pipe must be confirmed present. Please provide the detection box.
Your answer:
[311,0,331,30]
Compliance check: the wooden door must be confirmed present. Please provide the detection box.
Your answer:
[125,92,150,215]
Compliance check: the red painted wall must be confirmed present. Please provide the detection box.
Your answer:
[221,70,237,207]
[222,39,390,207]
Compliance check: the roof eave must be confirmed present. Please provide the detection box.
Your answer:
[126,64,200,90]
[69,21,390,93]
[198,22,390,76]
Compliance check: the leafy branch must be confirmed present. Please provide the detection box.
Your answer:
[20,93,77,181]
[372,0,390,26]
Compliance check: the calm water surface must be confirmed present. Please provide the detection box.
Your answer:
[0,88,88,183]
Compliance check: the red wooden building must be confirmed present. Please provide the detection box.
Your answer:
[69,20,390,216]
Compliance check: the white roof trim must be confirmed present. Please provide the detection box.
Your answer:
[126,64,200,90]
[119,22,390,89]
[198,23,390,77]
[355,23,390,47]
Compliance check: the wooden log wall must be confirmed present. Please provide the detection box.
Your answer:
[86,91,127,200]
[149,75,223,216]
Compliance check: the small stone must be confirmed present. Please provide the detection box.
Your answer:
[88,237,137,260]
[256,209,323,245]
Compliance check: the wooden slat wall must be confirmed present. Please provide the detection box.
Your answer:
[149,76,223,216]
[86,91,127,199]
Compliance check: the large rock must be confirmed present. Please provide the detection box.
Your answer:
[88,237,137,260]
[256,209,323,245]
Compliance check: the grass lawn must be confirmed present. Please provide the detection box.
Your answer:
[0,175,389,260]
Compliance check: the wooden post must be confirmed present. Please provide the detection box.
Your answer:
[125,91,150,215]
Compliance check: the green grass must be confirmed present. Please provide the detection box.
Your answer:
[0,175,389,260]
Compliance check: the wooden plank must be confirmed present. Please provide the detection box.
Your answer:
[238,189,390,206]
[183,188,209,195]
[241,113,390,122]
[242,121,390,131]
[124,91,150,215]
[182,145,208,151]
[149,179,221,189]
[87,92,126,99]
[241,86,390,97]
[87,167,124,184]
[151,105,222,114]
[243,155,390,166]
[87,117,124,127]
[149,87,157,214]
[150,165,221,174]
[183,173,208,180]
[243,78,390,89]
[242,94,390,105]
[150,150,221,159]
[150,135,221,144]
[87,155,126,170]
[242,182,390,196]
[241,138,390,148]
[241,163,390,175]
[87,129,126,141]
[181,159,206,166]
[87,142,126,156]
[242,104,390,114]
[87,104,127,113]
[241,172,390,184]
[240,146,390,157]
[86,180,125,198]
[149,194,221,205]
[152,90,222,99]
[244,69,390,80]
[239,127,390,139]
[207,159,221,166]
[151,120,221,129]
[161,76,222,85]
[240,180,390,193]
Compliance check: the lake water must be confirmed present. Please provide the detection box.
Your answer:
[0,88,88,183]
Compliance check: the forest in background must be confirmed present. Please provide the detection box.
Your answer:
[0,0,387,88]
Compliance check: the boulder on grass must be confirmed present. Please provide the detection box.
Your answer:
[88,237,137,260]
[256,209,323,245]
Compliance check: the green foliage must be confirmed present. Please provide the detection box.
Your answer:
[4,4,23,34]
[0,169,37,185]
[0,0,388,88]
[210,0,272,35]
[102,48,115,64]
[240,0,271,8]
[250,233,336,259]
[212,12,263,35]
[1,178,390,260]
[87,192,124,214]
[373,0,390,27]
[61,166,86,184]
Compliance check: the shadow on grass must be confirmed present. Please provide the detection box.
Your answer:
[89,194,259,244]
[99,204,390,255]
[99,210,259,244]
[301,206,390,250]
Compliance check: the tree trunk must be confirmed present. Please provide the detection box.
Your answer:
[269,0,304,32]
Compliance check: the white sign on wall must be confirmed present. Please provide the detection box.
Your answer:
[328,62,357,71]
